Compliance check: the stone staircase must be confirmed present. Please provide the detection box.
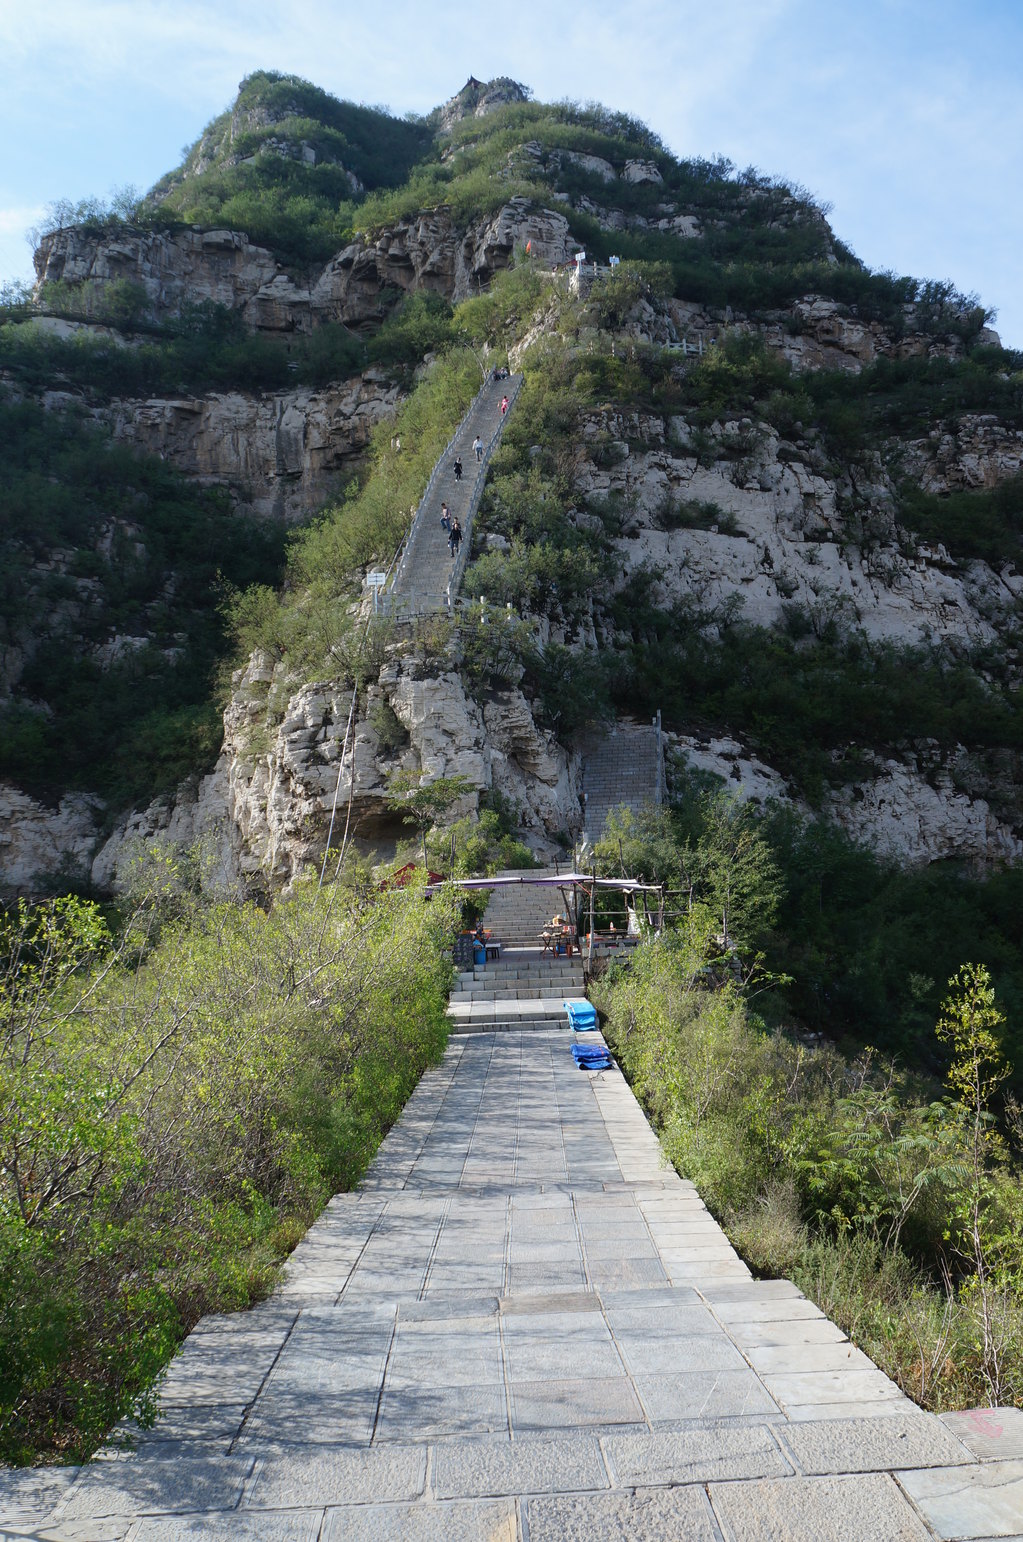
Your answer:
[581,715,662,840]
[386,371,522,619]
[447,870,586,1034]
[478,868,579,946]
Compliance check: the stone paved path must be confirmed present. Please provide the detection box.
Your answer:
[4,1030,1023,1539]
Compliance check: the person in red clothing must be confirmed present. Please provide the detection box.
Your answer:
[500,395,509,416]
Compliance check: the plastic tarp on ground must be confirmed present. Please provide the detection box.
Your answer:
[572,1043,613,1069]
[564,1000,598,1032]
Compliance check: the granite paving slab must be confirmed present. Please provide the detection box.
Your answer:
[780,1411,973,1474]
[431,1432,609,1499]
[604,1420,791,1485]
[134,1513,322,1541]
[941,1408,1023,1462]
[246,1444,425,1508]
[319,1499,517,1541]
[710,1471,935,1540]
[527,1485,720,1541]
[900,1460,1023,1539]
[55,1455,253,1519]
[0,1466,80,1522]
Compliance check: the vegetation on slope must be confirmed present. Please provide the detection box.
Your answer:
[588,796,1023,1409]
[149,71,433,265]
[0,398,286,811]
[0,865,459,1462]
[593,909,1023,1410]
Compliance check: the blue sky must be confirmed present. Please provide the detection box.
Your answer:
[2,0,1020,346]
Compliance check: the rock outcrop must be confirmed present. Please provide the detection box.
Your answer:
[572,407,1009,647]
[105,376,400,521]
[101,650,582,893]
[0,785,103,896]
[33,200,574,333]
[33,226,306,332]
[438,76,530,134]
[90,765,244,896]
[317,200,572,322]
[670,734,1023,868]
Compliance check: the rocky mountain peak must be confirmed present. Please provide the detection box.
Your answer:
[438,75,531,133]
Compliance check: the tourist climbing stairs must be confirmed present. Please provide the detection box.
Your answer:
[383,371,523,621]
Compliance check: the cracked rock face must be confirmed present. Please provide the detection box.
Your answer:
[90,764,244,896]
[34,201,574,333]
[0,785,103,897]
[669,736,1023,869]
[827,753,1023,867]
[105,379,401,522]
[96,655,580,893]
[319,200,572,322]
[34,226,307,332]
[574,407,1007,647]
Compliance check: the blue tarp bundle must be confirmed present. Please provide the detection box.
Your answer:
[572,1043,613,1070]
[564,1000,598,1031]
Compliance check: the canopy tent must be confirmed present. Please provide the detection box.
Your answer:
[431,871,665,971]
[444,873,660,892]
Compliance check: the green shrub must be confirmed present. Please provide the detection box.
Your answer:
[595,934,1023,1410]
[0,875,460,1460]
[0,398,286,805]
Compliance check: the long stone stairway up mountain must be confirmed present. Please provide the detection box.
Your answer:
[386,371,522,620]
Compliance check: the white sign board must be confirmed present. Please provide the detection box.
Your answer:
[367,572,387,587]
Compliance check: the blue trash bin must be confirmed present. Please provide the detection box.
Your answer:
[473,942,486,967]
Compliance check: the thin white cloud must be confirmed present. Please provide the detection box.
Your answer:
[0,206,46,284]
[0,204,46,237]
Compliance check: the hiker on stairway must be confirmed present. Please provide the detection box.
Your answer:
[440,502,451,532]
[500,395,509,416]
[473,435,484,462]
[453,455,463,482]
[449,517,462,558]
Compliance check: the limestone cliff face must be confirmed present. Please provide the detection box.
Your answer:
[572,406,1009,648]
[212,651,577,887]
[568,398,1023,865]
[305,199,572,323]
[33,227,299,330]
[33,200,573,333]
[672,735,1022,868]
[88,650,580,894]
[0,785,103,897]
[105,376,400,521]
